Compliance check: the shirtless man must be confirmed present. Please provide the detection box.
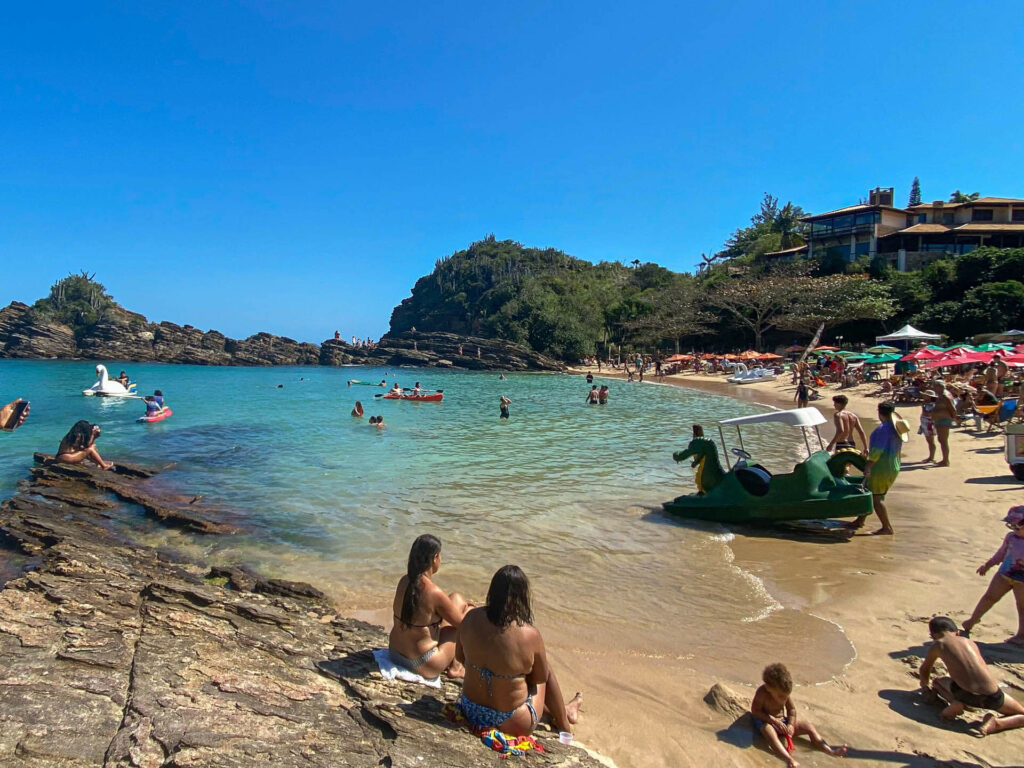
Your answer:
[919,616,1024,735]
[825,395,867,453]
[929,381,957,467]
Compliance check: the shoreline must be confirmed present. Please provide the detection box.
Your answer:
[567,364,1024,767]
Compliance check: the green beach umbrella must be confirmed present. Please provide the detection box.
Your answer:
[975,342,1012,352]
[864,352,901,364]
[835,350,859,357]
[866,345,899,354]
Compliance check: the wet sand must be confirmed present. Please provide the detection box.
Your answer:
[564,366,1024,768]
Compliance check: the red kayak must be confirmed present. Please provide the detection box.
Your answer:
[381,392,443,402]
[138,408,173,423]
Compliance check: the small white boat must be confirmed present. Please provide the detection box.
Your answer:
[83,364,138,397]
[726,362,778,385]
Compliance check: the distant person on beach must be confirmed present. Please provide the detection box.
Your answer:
[389,534,471,679]
[352,401,364,418]
[825,395,867,454]
[598,385,609,404]
[1,398,30,432]
[962,506,1024,646]
[918,390,937,463]
[499,395,511,419]
[929,381,956,467]
[585,385,600,404]
[55,421,114,470]
[751,662,847,767]
[848,401,902,535]
[918,616,1024,734]
[794,381,809,409]
[455,565,582,737]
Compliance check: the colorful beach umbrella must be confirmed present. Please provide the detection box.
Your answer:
[975,343,1012,352]
[866,345,899,354]
[901,348,941,361]
[864,353,901,364]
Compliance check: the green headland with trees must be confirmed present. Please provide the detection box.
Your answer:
[389,194,1024,359]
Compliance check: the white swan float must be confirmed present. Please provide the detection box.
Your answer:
[726,362,778,384]
[83,364,138,397]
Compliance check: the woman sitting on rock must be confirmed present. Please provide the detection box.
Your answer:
[389,534,470,678]
[455,565,582,736]
[55,420,114,470]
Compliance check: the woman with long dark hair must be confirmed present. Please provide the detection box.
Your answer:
[55,420,113,470]
[455,565,582,736]
[388,534,470,678]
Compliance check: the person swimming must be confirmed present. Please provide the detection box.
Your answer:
[352,401,364,418]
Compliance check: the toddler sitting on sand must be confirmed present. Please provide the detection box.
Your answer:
[751,663,847,768]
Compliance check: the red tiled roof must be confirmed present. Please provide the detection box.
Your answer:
[907,196,1024,209]
[894,223,951,234]
[802,203,906,221]
[952,223,1024,232]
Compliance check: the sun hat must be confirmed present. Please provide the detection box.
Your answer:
[893,414,911,442]
[1003,506,1024,525]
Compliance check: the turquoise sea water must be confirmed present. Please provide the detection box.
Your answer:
[0,360,853,681]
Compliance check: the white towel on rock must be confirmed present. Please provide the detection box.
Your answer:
[372,648,442,688]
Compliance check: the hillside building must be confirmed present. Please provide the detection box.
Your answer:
[764,187,1024,271]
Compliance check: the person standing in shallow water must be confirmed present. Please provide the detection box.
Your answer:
[389,535,471,679]
[499,396,511,420]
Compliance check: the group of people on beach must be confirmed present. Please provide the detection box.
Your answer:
[387,535,582,738]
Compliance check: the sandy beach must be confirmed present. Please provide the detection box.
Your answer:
[563,365,1023,768]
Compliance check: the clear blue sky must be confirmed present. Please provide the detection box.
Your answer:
[3,2,1022,343]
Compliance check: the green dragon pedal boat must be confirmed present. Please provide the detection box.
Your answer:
[664,407,872,524]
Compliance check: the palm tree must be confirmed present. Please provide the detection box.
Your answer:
[949,190,980,203]
[773,202,806,249]
[631,259,641,269]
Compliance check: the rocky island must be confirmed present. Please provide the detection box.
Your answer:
[0,458,600,767]
[0,273,564,372]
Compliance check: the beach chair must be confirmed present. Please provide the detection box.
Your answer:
[976,398,1020,433]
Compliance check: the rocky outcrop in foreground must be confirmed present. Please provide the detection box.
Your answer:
[0,302,564,371]
[0,459,596,767]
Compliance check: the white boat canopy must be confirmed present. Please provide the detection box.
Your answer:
[719,407,826,428]
[875,324,941,342]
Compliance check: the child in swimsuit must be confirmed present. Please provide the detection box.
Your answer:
[962,506,1024,645]
[751,663,847,768]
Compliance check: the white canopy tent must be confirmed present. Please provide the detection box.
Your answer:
[875,324,942,343]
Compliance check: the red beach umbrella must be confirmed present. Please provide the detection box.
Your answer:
[900,348,941,361]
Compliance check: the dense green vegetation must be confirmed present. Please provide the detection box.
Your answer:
[391,220,1023,360]
[30,272,118,340]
